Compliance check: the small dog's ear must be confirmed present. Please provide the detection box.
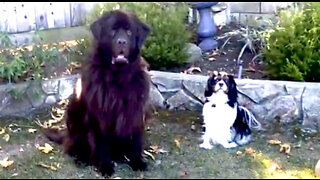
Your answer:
[227,75,238,107]
[204,76,213,97]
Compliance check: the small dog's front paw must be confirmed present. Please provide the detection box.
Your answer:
[222,142,238,149]
[199,143,213,149]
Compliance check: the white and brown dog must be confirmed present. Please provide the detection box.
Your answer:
[200,71,261,149]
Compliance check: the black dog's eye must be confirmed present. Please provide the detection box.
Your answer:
[110,30,116,37]
[126,30,132,36]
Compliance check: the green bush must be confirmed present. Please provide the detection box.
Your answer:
[87,2,191,69]
[262,2,320,82]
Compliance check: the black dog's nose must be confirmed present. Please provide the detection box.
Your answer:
[117,38,127,45]
[219,82,223,87]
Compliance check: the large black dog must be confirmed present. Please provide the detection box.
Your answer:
[44,10,151,177]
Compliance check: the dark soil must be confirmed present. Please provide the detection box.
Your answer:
[166,23,269,80]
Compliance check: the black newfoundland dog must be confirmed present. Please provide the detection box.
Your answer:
[44,10,151,177]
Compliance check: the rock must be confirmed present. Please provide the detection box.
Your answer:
[185,43,202,63]
[149,71,183,93]
[149,84,165,108]
[58,75,78,100]
[42,78,59,94]
[166,89,203,111]
[266,95,298,124]
[26,81,46,108]
[182,74,208,103]
[45,95,57,104]
[236,79,284,104]
[302,86,320,131]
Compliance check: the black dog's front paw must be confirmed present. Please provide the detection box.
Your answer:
[97,161,115,177]
[129,159,147,171]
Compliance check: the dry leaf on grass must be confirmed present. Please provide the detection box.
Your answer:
[0,157,14,168]
[236,151,243,156]
[315,159,320,177]
[28,128,37,134]
[37,163,57,171]
[184,66,202,74]
[149,145,168,154]
[268,139,282,145]
[11,173,19,177]
[279,143,291,154]
[36,143,54,154]
[8,124,21,133]
[245,147,256,155]
[179,170,189,178]
[174,139,181,148]
[3,134,10,142]
[143,150,155,160]
[0,128,5,135]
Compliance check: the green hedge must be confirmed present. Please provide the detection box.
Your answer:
[262,2,320,82]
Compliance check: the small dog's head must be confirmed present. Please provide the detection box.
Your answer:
[204,71,238,106]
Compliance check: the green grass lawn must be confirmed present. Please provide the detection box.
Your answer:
[0,105,319,179]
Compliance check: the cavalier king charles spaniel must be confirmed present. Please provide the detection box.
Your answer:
[200,71,261,149]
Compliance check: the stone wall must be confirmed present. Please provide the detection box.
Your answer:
[0,71,319,132]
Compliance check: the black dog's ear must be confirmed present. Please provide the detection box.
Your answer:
[134,16,150,49]
[227,75,238,107]
[90,19,101,40]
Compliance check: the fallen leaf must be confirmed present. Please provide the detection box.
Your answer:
[3,134,10,142]
[0,157,14,168]
[268,139,282,145]
[37,163,57,171]
[191,124,196,131]
[236,151,243,156]
[28,129,37,133]
[149,145,168,154]
[268,162,281,172]
[184,66,202,74]
[174,139,181,148]
[279,143,291,154]
[315,159,320,177]
[0,128,5,135]
[8,124,21,133]
[245,147,256,155]
[208,57,216,61]
[11,173,18,177]
[37,143,54,154]
[143,150,155,160]
[179,169,189,177]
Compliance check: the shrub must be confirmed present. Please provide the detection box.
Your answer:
[87,2,191,70]
[262,2,320,82]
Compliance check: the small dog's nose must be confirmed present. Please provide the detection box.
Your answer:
[117,38,127,45]
[219,83,223,87]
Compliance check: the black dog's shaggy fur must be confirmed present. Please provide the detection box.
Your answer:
[44,10,151,177]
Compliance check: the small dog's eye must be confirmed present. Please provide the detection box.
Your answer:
[126,30,132,36]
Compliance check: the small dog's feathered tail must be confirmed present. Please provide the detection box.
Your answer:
[238,106,261,130]
[42,128,67,145]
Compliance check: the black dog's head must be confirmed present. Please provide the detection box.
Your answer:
[204,71,238,107]
[90,10,150,65]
